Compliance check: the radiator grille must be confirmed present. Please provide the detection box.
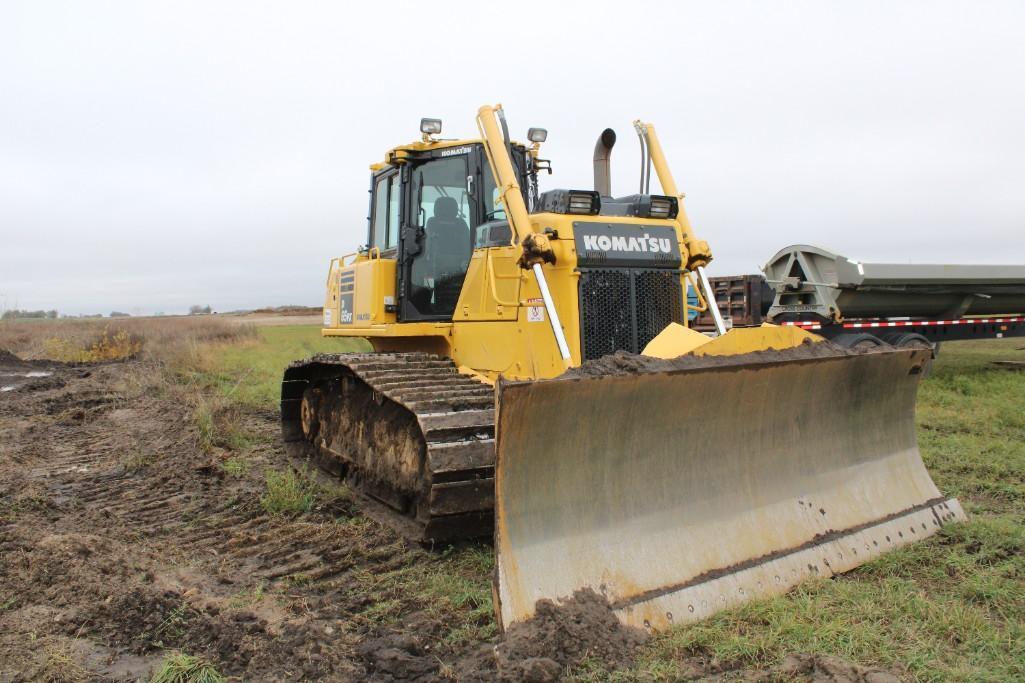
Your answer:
[578,269,684,360]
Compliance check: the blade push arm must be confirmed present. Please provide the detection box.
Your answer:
[633,122,712,271]
[635,121,725,335]
[477,104,570,362]
[476,104,555,270]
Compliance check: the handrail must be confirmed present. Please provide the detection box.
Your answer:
[325,258,340,287]
[370,247,382,320]
[325,248,380,286]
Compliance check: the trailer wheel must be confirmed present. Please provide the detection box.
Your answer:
[832,332,885,350]
[879,332,935,376]
[880,332,933,353]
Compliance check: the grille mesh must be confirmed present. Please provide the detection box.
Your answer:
[579,269,684,360]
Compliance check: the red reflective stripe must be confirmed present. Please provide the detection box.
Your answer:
[840,316,1024,328]
[782,316,1022,329]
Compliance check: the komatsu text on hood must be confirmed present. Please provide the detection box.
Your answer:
[573,223,682,268]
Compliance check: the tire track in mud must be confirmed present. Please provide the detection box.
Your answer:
[0,359,466,682]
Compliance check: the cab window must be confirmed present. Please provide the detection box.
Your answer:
[387,178,401,247]
[482,165,504,220]
[371,172,400,250]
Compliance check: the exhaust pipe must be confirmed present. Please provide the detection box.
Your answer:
[593,128,616,197]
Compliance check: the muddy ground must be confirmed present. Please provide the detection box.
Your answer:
[0,355,906,682]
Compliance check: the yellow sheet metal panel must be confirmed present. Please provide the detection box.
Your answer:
[447,244,581,380]
[493,348,964,631]
[448,283,574,381]
[323,258,342,328]
[353,257,397,326]
[454,247,522,321]
[695,324,824,356]
[641,322,712,358]
[323,255,397,330]
[323,322,451,338]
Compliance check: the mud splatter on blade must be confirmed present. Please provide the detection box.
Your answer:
[493,347,965,631]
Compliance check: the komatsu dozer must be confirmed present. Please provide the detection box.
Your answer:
[281,104,964,631]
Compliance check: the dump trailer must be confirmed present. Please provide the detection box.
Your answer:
[697,244,1025,348]
[281,106,964,632]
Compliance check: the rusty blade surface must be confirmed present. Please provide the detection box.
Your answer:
[493,348,965,631]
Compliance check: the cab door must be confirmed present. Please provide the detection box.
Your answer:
[399,150,476,321]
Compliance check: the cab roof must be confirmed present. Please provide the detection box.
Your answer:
[370,138,526,171]
[371,138,481,171]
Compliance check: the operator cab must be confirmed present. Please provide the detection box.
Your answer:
[366,121,534,322]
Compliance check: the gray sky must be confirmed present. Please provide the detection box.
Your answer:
[2,0,1024,315]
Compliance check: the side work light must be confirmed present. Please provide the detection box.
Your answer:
[420,118,442,135]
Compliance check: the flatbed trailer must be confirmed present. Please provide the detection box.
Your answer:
[696,245,1025,348]
[779,315,1025,345]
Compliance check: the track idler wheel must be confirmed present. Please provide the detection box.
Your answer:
[300,386,322,440]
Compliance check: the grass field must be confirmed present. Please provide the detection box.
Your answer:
[176,326,1023,682]
[3,319,1022,680]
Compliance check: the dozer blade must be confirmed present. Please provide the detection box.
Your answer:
[493,346,965,631]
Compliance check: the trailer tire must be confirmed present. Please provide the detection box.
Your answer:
[832,332,885,350]
[880,332,935,376]
[880,332,933,352]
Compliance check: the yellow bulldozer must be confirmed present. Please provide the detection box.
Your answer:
[281,104,964,632]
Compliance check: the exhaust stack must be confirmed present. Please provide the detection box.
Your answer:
[593,128,616,197]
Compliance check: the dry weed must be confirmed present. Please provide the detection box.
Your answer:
[0,316,255,362]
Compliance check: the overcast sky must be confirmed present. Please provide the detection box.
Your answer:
[2,1,1024,315]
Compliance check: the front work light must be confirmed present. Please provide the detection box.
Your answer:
[568,191,598,214]
[537,189,601,216]
[646,195,679,219]
[527,127,548,143]
[420,118,442,135]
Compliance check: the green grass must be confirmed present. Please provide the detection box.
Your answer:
[160,325,364,453]
[150,652,225,683]
[149,603,190,648]
[220,455,250,477]
[261,465,317,515]
[918,342,1025,514]
[344,542,496,638]
[123,447,156,472]
[228,582,266,610]
[191,325,367,410]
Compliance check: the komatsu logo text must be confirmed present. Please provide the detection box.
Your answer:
[573,223,682,268]
[582,233,673,254]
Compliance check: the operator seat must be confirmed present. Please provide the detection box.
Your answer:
[426,196,471,315]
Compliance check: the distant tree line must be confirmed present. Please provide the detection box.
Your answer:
[1,308,216,319]
[1,309,58,320]
[0,310,139,320]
